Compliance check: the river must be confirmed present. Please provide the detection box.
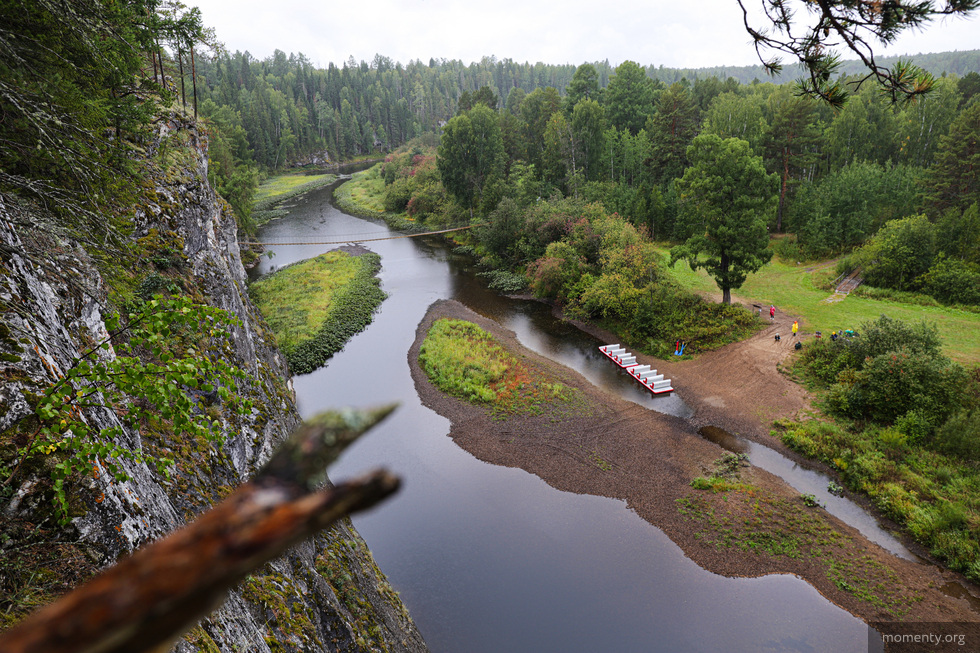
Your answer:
[249,180,876,652]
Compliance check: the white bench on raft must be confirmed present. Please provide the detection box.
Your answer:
[599,344,674,394]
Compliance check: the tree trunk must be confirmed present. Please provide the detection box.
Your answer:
[191,46,198,120]
[177,45,186,109]
[777,150,789,232]
[720,250,731,303]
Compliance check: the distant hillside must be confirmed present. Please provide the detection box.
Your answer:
[651,49,980,85]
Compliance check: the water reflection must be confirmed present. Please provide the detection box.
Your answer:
[251,182,870,652]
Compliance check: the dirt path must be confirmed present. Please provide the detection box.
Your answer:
[409,299,980,627]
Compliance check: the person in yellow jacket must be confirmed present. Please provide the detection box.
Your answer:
[792,320,799,337]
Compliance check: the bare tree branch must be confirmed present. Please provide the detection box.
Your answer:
[0,406,402,653]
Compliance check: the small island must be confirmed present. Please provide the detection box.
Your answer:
[250,245,386,375]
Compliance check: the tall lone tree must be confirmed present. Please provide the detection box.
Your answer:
[671,134,777,304]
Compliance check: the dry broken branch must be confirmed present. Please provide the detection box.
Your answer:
[0,405,401,653]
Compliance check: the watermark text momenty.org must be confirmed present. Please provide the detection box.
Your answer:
[881,633,965,646]
[870,622,980,652]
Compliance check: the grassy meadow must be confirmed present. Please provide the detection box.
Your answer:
[250,250,386,374]
[662,245,980,581]
[419,318,576,416]
[661,249,980,366]
[334,166,386,213]
[252,172,337,225]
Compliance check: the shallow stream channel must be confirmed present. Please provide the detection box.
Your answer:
[248,179,895,652]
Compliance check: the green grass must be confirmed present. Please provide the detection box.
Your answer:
[253,172,335,204]
[333,166,423,232]
[661,248,980,365]
[677,485,920,615]
[336,165,387,213]
[419,318,577,416]
[775,418,980,583]
[249,250,386,374]
[252,172,337,225]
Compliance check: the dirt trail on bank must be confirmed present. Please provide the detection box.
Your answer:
[409,299,980,626]
[571,305,809,440]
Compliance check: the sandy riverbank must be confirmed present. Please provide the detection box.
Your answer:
[408,299,980,626]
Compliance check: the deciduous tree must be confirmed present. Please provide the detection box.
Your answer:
[437,104,505,217]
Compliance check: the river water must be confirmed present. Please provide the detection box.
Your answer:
[249,180,876,652]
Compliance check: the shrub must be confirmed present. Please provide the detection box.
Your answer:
[852,349,966,428]
[850,314,943,361]
[477,269,529,293]
[527,241,589,302]
[917,256,980,306]
[935,409,980,461]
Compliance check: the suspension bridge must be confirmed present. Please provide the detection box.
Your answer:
[247,224,480,247]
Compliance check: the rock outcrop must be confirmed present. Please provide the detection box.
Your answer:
[0,115,427,652]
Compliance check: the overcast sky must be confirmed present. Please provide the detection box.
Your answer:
[190,0,980,71]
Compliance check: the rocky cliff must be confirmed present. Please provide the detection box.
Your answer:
[0,114,427,652]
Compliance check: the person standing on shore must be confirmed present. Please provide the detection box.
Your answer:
[769,305,775,321]
[792,320,799,337]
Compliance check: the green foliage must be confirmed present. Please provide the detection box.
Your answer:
[476,269,529,294]
[823,87,900,168]
[926,100,980,213]
[849,314,943,361]
[800,493,822,508]
[935,409,980,461]
[702,91,767,153]
[419,319,575,415]
[604,61,656,135]
[563,64,600,112]
[792,162,923,256]
[672,134,777,303]
[851,214,936,291]
[419,319,508,404]
[917,255,980,306]
[7,296,250,522]
[935,203,980,266]
[250,251,386,375]
[797,315,965,439]
[0,0,167,230]
[646,83,700,184]
[379,149,445,223]
[437,104,505,216]
[527,241,588,302]
[762,92,822,231]
[775,418,980,583]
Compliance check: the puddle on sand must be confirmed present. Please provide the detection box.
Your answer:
[698,426,918,561]
[939,581,980,615]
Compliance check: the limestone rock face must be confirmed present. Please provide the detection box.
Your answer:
[0,116,427,652]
